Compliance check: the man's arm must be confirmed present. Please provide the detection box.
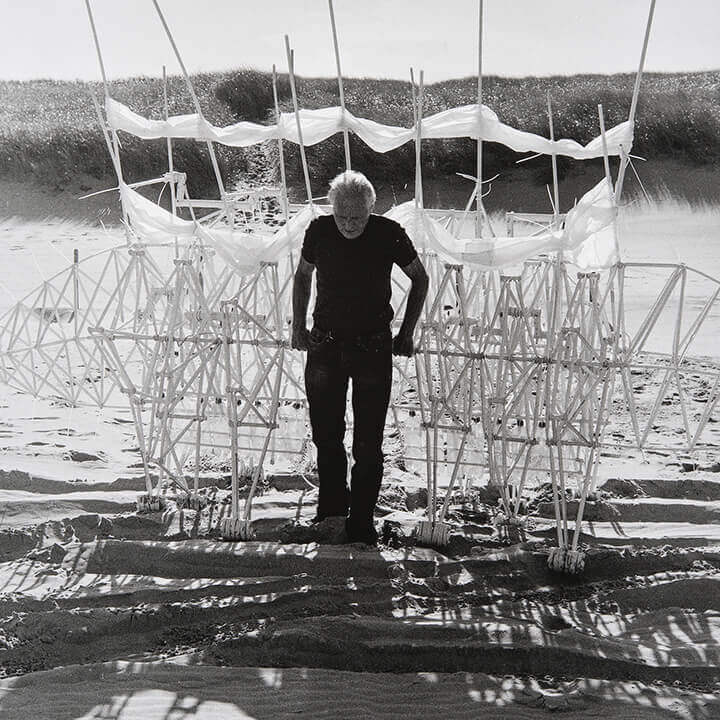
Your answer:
[291,256,315,350]
[393,256,429,357]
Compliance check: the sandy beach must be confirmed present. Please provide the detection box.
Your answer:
[2,0,720,710]
[0,199,719,718]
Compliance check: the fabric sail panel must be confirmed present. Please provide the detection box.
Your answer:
[386,181,618,270]
[106,98,633,159]
[119,183,326,273]
[119,178,617,273]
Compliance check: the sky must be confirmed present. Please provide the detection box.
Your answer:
[2,0,719,83]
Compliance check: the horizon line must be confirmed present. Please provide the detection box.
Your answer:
[3,66,720,85]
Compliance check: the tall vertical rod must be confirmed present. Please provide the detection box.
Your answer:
[88,88,122,186]
[410,68,424,210]
[84,0,123,182]
[162,65,181,260]
[162,66,177,217]
[272,65,291,225]
[547,91,560,225]
[84,0,109,90]
[328,0,351,171]
[193,361,204,503]
[475,0,484,239]
[598,104,620,261]
[285,36,315,206]
[615,0,656,202]
[548,87,563,368]
[83,1,132,245]
[73,249,80,338]
[222,304,240,523]
[151,0,226,198]
[88,88,132,250]
[410,70,418,210]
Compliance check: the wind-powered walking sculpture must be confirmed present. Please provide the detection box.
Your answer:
[3,0,720,571]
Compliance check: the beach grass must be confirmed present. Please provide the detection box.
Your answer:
[1,69,718,200]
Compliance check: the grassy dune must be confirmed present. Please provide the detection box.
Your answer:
[1,69,719,208]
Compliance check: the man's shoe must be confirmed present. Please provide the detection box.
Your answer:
[311,512,347,524]
[302,515,348,544]
[345,520,378,546]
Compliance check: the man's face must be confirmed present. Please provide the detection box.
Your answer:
[333,194,372,239]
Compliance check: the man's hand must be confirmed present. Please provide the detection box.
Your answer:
[392,331,415,357]
[395,256,428,358]
[291,324,310,351]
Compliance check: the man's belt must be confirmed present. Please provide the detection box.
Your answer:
[311,325,391,349]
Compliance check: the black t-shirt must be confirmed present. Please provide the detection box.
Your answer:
[301,214,418,334]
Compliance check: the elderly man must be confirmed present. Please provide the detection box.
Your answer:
[292,170,428,545]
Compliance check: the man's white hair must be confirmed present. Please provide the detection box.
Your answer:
[327,170,376,209]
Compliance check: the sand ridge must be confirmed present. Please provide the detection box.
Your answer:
[1,662,718,719]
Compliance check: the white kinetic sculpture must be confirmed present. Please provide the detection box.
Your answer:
[4,0,719,572]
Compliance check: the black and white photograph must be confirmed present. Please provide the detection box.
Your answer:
[0,1,719,717]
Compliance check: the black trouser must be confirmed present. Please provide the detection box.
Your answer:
[304,326,392,533]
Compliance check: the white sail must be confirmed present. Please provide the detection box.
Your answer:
[106,97,633,159]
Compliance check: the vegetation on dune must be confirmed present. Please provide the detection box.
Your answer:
[1,69,718,199]
[0,74,246,196]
